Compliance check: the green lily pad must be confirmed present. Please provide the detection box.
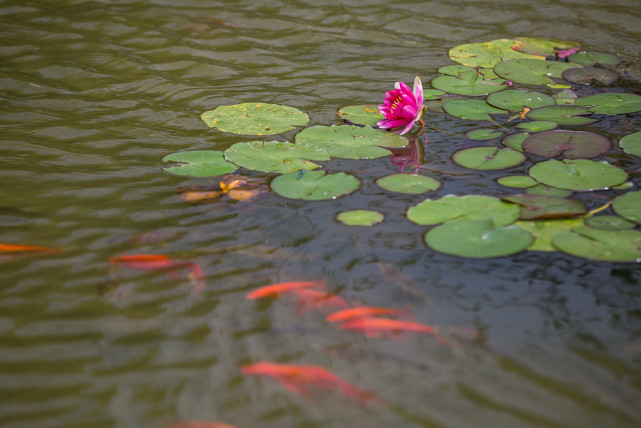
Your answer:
[496,175,539,188]
[561,67,619,85]
[337,210,384,226]
[502,194,587,220]
[567,52,621,67]
[201,103,309,135]
[431,75,506,96]
[422,89,448,100]
[522,130,610,159]
[494,59,583,85]
[443,99,507,121]
[529,159,627,191]
[425,219,533,258]
[526,105,596,125]
[502,132,529,151]
[619,132,641,157]
[486,90,555,111]
[407,195,520,226]
[337,105,383,126]
[576,93,641,114]
[612,191,641,223]
[553,89,577,105]
[438,65,500,79]
[295,125,406,160]
[271,170,359,201]
[162,150,238,177]
[449,39,544,68]
[514,218,584,251]
[516,121,558,132]
[585,215,636,230]
[514,37,580,56]
[224,141,328,174]
[465,128,504,140]
[452,147,525,170]
[376,174,441,194]
[525,185,572,198]
[552,226,641,262]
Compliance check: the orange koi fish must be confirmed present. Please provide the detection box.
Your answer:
[326,306,411,323]
[246,280,326,300]
[242,361,379,403]
[289,288,349,311]
[0,243,61,253]
[169,421,240,428]
[338,317,440,339]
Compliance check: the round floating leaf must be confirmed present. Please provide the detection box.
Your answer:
[497,175,539,188]
[512,37,580,57]
[576,93,641,114]
[487,90,555,111]
[561,67,619,85]
[295,125,406,160]
[502,132,529,151]
[619,132,641,157]
[423,89,447,100]
[224,141,328,174]
[552,226,641,262]
[425,219,533,258]
[585,215,636,230]
[516,121,558,132]
[271,170,359,201]
[553,89,577,105]
[526,105,596,125]
[522,130,610,159]
[438,65,499,79]
[376,174,441,194]
[407,195,520,226]
[466,128,504,140]
[529,159,627,191]
[336,210,384,226]
[502,194,587,220]
[431,75,506,96]
[201,103,309,135]
[443,99,507,121]
[452,147,525,170]
[337,105,383,126]
[514,218,584,251]
[494,59,583,85]
[567,52,621,67]
[449,39,544,68]
[612,191,641,223]
[162,150,238,177]
[525,184,572,198]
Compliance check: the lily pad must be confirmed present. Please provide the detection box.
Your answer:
[502,194,587,220]
[224,141,328,174]
[295,125,407,160]
[514,218,584,251]
[486,90,555,111]
[465,128,504,140]
[529,159,627,191]
[525,185,572,198]
[502,132,529,151]
[201,103,309,135]
[612,191,641,223]
[271,170,359,201]
[561,67,619,85]
[516,121,558,132]
[376,174,441,194]
[496,175,538,188]
[567,52,621,67]
[526,105,596,125]
[337,105,383,126]
[337,210,384,226]
[522,130,610,159]
[585,215,636,230]
[425,219,533,258]
[576,93,641,114]
[431,75,506,96]
[494,59,583,85]
[162,150,238,177]
[512,37,580,57]
[452,147,525,170]
[438,65,500,79]
[553,89,577,105]
[443,99,507,121]
[449,39,544,68]
[619,132,641,157]
[552,226,641,262]
[407,195,520,226]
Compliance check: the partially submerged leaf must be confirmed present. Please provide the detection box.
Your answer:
[449,39,544,68]
[552,226,641,262]
[522,130,610,159]
[336,210,384,226]
[561,67,619,85]
[514,218,584,251]
[567,51,621,67]
[201,103,309,135]
[337,105,383,127]
[224,141,328,174]
[502,194,587,220]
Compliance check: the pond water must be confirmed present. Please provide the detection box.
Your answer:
[1,0,641,427]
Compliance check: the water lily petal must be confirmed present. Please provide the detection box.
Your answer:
[400,119,417,135]
[413,76,424,110]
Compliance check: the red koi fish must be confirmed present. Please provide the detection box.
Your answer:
[338,317,441,340]
[326,306,411,323]
[289,288,349,311]
[169,421,239,428]
[0,243,61,253]
[109,254,205,296]
[246,280,326,300]
[242,361,379,403]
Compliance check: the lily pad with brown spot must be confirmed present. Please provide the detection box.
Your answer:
[522,130,610,159]
[337,105,383,126]
[452,147,525,170]
[502,194,587,220]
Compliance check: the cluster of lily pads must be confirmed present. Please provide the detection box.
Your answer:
[163,37,641,262]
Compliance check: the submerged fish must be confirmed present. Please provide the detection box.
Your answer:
[246,280,326,300]
[326,306,411,323]
[338,317,441,340]
[289,288,349,312]
[0,243,61,253]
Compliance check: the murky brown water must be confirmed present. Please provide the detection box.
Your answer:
[1,1,641,427]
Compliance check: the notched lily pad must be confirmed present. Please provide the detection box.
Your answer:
[585,215,636,230]
[612,191,641,223]
[576,93,641,114]
[487,90,555,111]
[502,194,587,220]
[496,175,538,188]
[443,99,507,121]
[452,147,525,170]
[407,194,520,226]
[516,121,558,132]
[337,105,383,126]
[376,174,441,194]
[552,226,641,262]
[494,59,583,85]
[554,89,577,105]
[619,131,641,157]
[224,141,328,174]
[562,67,619,85]
[337,210,384,226]
[431,75,506,96]
[502,132,529,151]
[162,150,238,177]
[449,39,544,68]
[525,105,596,125]
[465,128,504,140]
[529,159,627,191]
[522,130,610,159]
[271,170,360,201]
[512,37,580,57]
[567,52,621,67]
[525,184,572,198]
[201,103,309,135]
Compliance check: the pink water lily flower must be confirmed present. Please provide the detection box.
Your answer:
[377,76,425,135]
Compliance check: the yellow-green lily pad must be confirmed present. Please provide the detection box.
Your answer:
[337,210,384,226]
[452,147,525,170]
[502,132,529,151]
[449,39,544,68]
[407,194,520,226]
[620,132,641,157]
[612,191,641,223]
[224,141,329,174]
[514,218,584,251]
[529,159,627,191]
[552,226,641,262]
[201,103,309,135]
[376,174,441,194]
[162,150,238,177]
[271,170,359,201]
[337,105,383,126]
